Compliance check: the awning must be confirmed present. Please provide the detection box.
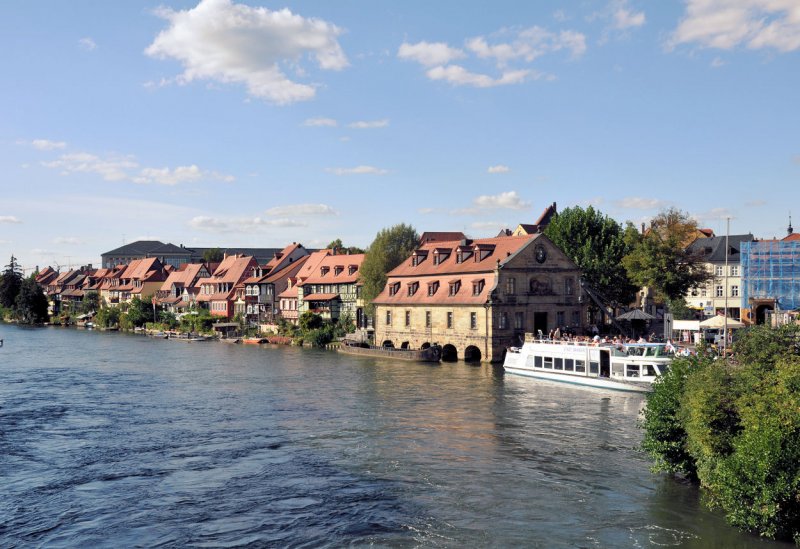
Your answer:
[303,293,339,301]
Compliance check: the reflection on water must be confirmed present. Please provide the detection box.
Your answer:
[0,325,788,547]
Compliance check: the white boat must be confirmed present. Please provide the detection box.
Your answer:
[502,336,674,393]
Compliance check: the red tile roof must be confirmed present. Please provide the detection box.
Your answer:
[303,293,339,301]
[297,252,364,285]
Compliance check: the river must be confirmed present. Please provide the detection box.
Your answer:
[0,325,789,547]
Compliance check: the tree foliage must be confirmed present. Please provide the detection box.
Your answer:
[326,238,365,255]
[0,255,23,309]
[641,324,800,543]
[203,247,224,262]
[122,295,154,328]
[543,206,637,306]
[359,223,419,313]
[622,208,712,302]
[14,277,49,324]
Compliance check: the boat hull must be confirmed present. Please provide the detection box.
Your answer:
[503,365,651,393]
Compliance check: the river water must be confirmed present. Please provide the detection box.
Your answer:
[0,325,789,548]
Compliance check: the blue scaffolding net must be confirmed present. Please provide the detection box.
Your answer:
[741,240,800,311]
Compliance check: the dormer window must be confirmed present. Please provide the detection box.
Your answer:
[472,279,485,296]
[456,247,472,263]
[411,250,428,266]
[433,248,451,265]
[407,281,419,296]
[476,244,495,261]
[348,265,357,275]
[388,282,401,296]
[334,266,343,276]
[449,280,461,296]
[321,266,330,276]
[427,281,439,296]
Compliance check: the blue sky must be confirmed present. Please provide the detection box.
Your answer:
[1,0,798,272]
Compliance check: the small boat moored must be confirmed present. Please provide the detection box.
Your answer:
[502,335,674,393]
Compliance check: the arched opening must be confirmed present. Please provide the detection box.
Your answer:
[401,341,410,349]
[420,342,431,349]
[756,304,773,325]
[464,345,482,363]
[382,340,394,348]
[441,344,458,362]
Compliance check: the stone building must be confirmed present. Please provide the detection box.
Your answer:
[372,234,585,363]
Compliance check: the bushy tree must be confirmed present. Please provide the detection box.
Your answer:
[81,291,100,314]
[623,208,712,303]
[14,277,49,324]
[359,224,419,314]
[299,311,323,332]
[544,206,637,306]
[203,247,224,262]
[326,238,365,255]
[95,306,120,328]
[0,255,23,309]
[122,295,154,328]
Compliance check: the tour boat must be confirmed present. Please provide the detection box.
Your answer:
[502,336,673,393]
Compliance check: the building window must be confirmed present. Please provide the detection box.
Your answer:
[425,311,431,328]
[473,280,485,296]
[701,288,707,297]
[731,265,739,277]
[386,310,392,326]
[514,311,524,330]
[447,312,453,329]
[731,285,739,297]
[556,311,565,327]
[715,265,723,276]
[565,278,573,296]
[505,277,516,295]
[407,282,419,296]
[716,285,724,297]
[428,281,439,296]
[388,282,400,296]
[405,310,411,327]
[449,281,461,296]
[499,312,508,329]
[470,312,477,330]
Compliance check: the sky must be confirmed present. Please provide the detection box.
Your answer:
[1,0,798,273]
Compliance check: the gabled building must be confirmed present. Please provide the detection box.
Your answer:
[511,202,558,236]
[116,257,169,304]
[195,254,258,319]
[372,234,585,363]
[156,262,210,313]
[686,234,755,321]
[244,255,312,326]
[296,250,365,325]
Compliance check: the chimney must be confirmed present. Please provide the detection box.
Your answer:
[641,222,646,234]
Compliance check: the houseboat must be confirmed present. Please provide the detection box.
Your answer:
[502,335,673,393]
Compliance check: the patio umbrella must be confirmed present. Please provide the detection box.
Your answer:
[616,309,655,321]
[699,315,744,329]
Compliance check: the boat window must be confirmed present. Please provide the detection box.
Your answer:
[612,363,624,377]
[526,355,535,368]
[656,364,669,375]
[564,358,574,371]
[589,361,599,374]
[543,357,553,369]
[575,360,585,373]
[534,355,543,368]
[554,358,563,370]
[626,364,640,378]
[643,364,657,377]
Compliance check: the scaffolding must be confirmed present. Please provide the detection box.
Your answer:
[741,241,800,311]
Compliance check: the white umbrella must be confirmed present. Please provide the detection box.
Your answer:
[699,315,744,329]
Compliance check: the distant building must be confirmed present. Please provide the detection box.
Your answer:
[510,202,558,236]
[741,239,800,324]
[101,240,282,269]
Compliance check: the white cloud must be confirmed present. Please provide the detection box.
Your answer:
[488,164,510,174]
[41,150,233,185]
[613,6,646,29]
[693,208,735,225]
[473,191,531,210]
[146,0,348,105]
[615,196,668,210]
[0,216,22,224]
[78,37,96,51]
[399,26,584,88]
[325,165,388,176]
[670,0,800,52]
[188,215,307,233]
[53,237,84,245]
[304,117,338,127]
[27,139,67,150]
[397,41,465,66]
[711,56,727,67]
[426,65,533,88]
[348,119,389,129]
[471,221,507,231]
[43,152,138,182]
[265,203,337,216]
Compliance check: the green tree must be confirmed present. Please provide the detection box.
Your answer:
[622,208,712,303]
[14,277,49,324]
[95,306,120,328]
[298,311,323,332]
[0,254,23,309]
[81,291,100,314]
[326,239,365,255]
[123,295,154,328]
[203,247,224,262]
[359,223,419,314]
[544,206,638,306]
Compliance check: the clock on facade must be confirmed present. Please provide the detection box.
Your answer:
[535,245,547,264]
